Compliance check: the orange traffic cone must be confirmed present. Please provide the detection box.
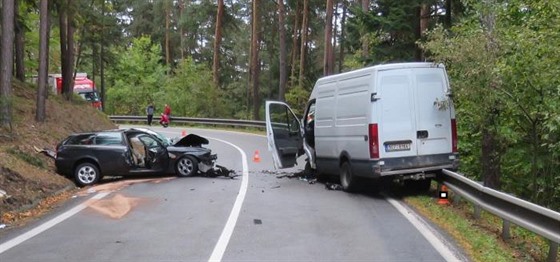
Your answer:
[438,185,450,205]
[253,150,261,163]
[181,130,187,136]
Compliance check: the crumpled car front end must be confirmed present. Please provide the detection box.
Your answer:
[198,152,218,173]
[168,134,217,174]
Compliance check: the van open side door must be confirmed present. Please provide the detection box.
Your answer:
[265,101,304,169]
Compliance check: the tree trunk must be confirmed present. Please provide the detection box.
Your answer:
[338,0,347,72]
[323,0,334,76]
[165,0,171,66]
[14,0,25,81]
[289,0,301,88]
[298,0,309,87]
[277,0,287,101]
[481,125,501,189]
[0,0,15,128]
[58,2,68,97]
[212,0,224,86]
[416,4,429,61]
[63,3,76,99]
[445,0,452,28]
[250,0,261,120]
[100,0,105,110]
[36,0,49,122]
[331,0,338,73]
[361,0,369,58]
[480,0,501,189]
[179,0,185,60]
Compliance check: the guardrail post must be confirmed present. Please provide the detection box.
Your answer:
[473,205,481,220]
[501,219,510,241]
[452,194,461,205]
[548,241,558,262]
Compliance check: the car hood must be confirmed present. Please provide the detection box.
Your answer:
[173,134,209,147]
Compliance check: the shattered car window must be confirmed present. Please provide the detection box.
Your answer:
[152,132,171,147]
[94,132,124,145]
[139,135,160,149]
[65,134,96,145]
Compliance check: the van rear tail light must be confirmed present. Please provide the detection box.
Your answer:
[369,124,380,159]
[451,119,458,152]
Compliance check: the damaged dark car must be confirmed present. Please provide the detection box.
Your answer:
[54,128,217,186]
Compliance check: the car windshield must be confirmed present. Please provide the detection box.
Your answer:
[151,131,172,147]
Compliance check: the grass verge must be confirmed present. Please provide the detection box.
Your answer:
[401,184,557,262]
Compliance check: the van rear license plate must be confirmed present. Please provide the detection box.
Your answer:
[385,143,411,152]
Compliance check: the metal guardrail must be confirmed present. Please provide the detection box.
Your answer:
[109,115,266,129]
[439,169,560,262]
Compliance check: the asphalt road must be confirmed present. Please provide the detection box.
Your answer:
[0,125,466,261]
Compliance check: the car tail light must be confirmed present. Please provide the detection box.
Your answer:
[451,119,458,153]
[369,123,379,159]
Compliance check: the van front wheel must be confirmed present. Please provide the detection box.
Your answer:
[340,161,359,192]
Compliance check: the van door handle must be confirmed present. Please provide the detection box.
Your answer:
[417,130,428,139]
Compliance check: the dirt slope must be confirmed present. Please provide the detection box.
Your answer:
[0,81,116,225]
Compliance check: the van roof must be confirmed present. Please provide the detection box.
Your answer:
[317,62,444,83]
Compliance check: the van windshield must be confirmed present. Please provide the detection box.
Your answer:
[79,92,100,102]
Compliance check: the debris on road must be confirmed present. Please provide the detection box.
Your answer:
[0,224,6,229]
[325,182,343,191]
[203,165,238,179]
[33,146,56,159]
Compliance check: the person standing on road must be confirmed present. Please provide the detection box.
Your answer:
[146,103,155,126]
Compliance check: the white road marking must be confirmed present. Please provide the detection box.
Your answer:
[157,128,250,261]
[204,136,249,262]
[0,192,110,254]
[384,195,466,262]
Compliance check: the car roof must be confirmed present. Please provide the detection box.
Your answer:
[66,128,163,137]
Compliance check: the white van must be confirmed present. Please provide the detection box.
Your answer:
[265,62,459,192]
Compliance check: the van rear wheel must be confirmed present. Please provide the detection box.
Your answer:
[340,161,359,192]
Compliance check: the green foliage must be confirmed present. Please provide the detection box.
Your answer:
[7,148,45,169]
[285,86,310,117]
[346,0,425,64]
[158,58,229,118]
[421,1,560,210]
[105,36,168,115]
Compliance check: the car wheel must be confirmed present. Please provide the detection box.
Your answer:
[74,162,101,187]
[340,161,359,192]
[176,156,199,177]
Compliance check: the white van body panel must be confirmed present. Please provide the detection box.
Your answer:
[314,73,372,164]
[265,62,458,181]
[309,62,458,177]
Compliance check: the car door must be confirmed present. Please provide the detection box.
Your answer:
[93,132,130,175]
[138,134,170,172]
[265,101,304,169]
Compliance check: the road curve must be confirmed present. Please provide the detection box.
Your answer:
[0,125,466,261]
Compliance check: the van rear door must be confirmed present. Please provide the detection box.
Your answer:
[265,101,304,168]
[377,69,417,158]
[413,68,452,155]
[377,67,452,158]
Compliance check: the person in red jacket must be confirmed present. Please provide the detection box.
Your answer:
[164,104,171,116]
[159,113,170,127]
